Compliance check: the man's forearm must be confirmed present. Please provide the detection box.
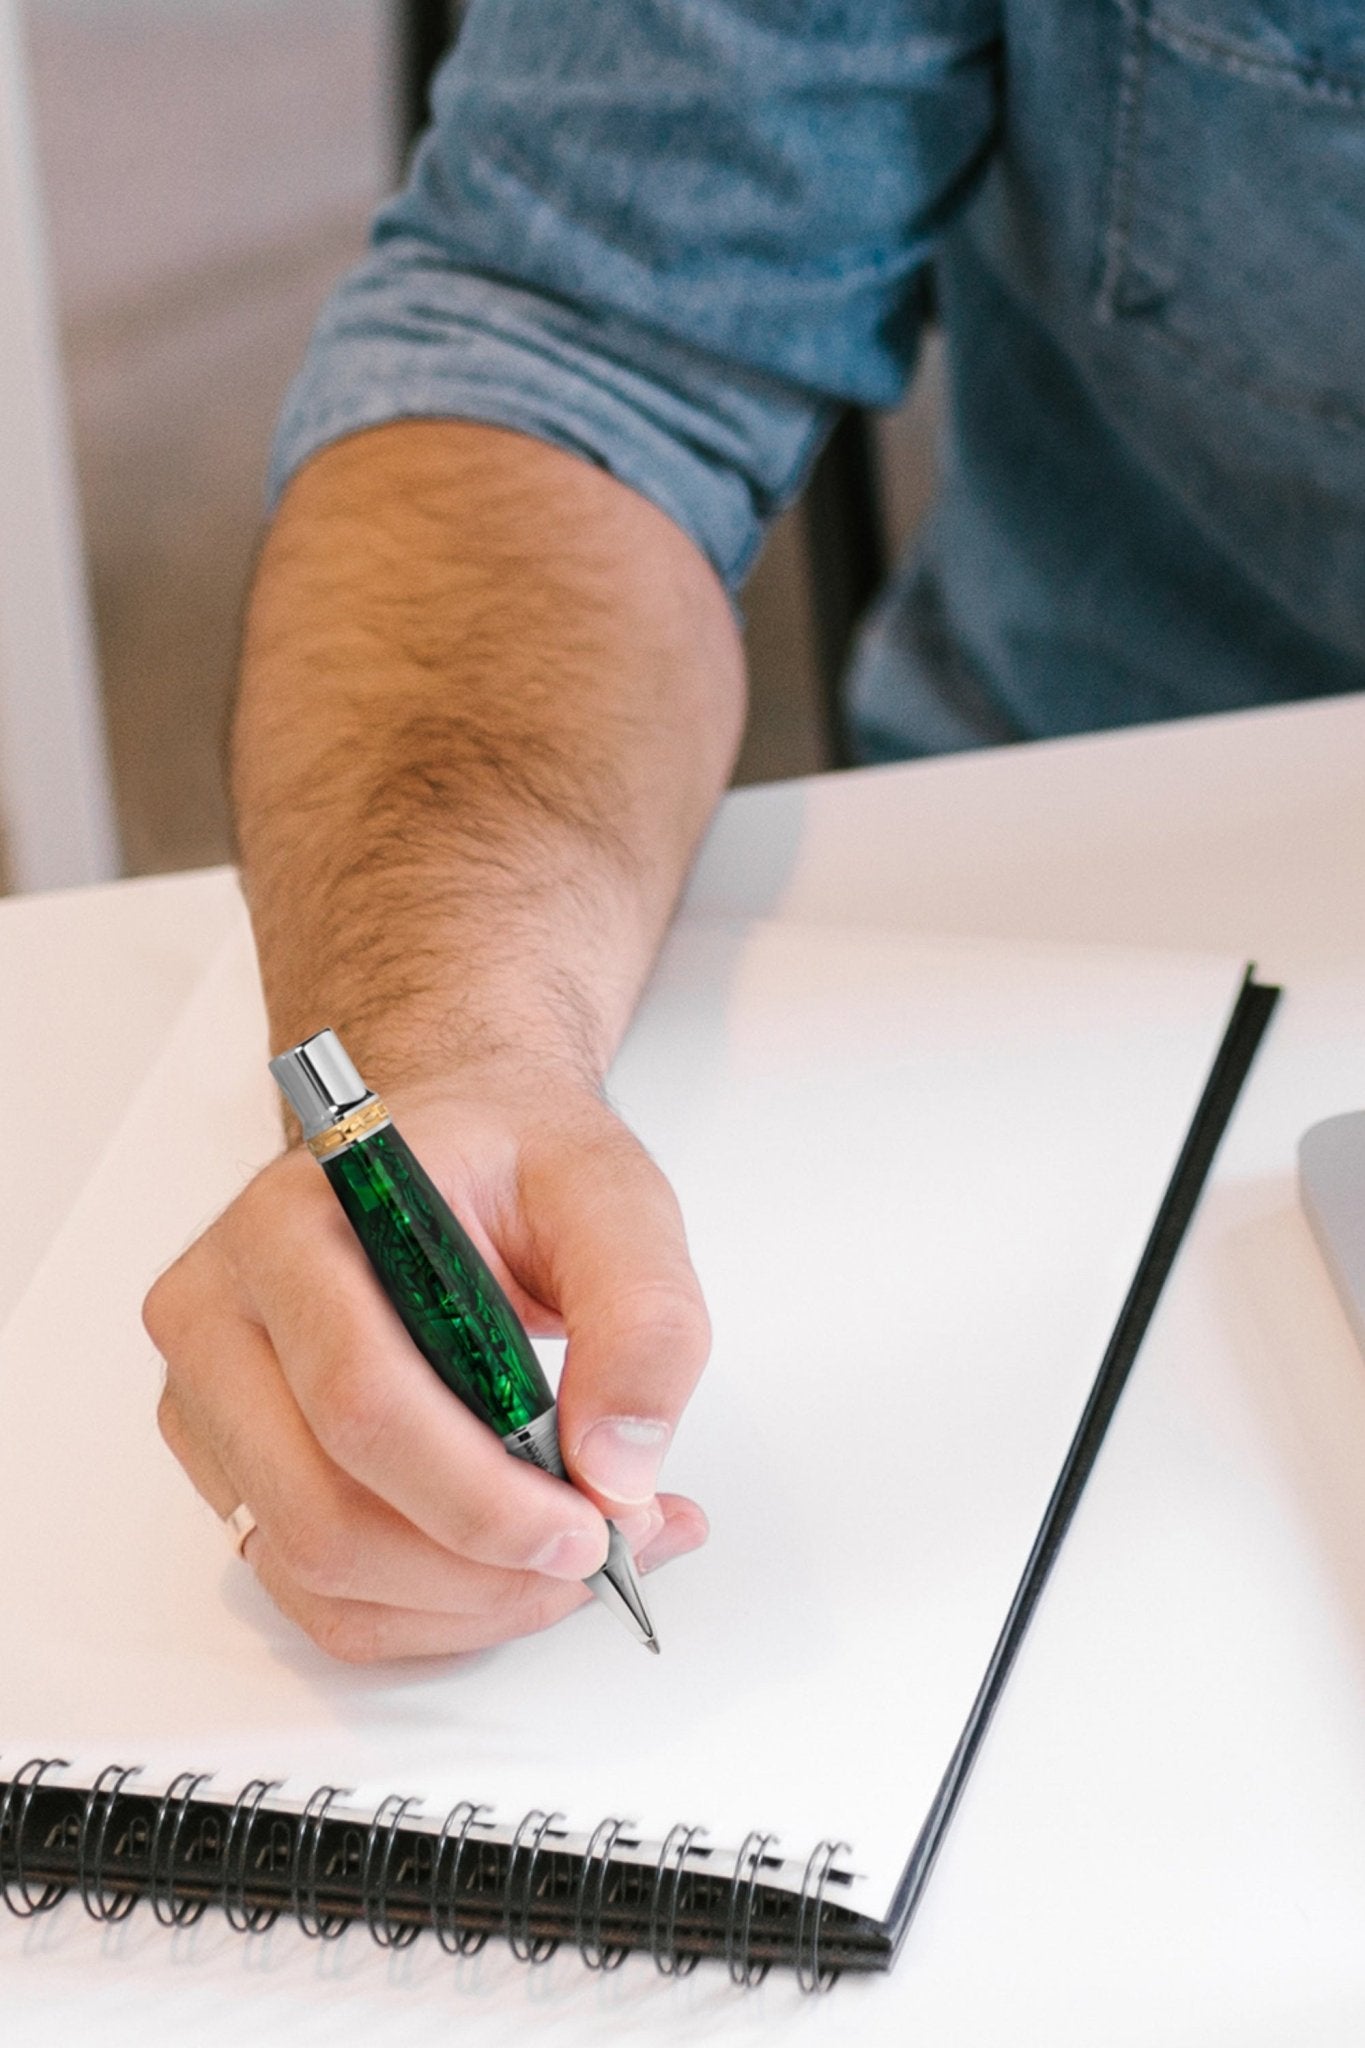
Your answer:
[234,421,746,1087]
[148,420,725,1650]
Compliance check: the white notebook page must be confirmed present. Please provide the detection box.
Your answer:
[0,910,1243,1923]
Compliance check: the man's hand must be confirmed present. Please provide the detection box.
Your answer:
[145,419,744,1660]
[146,1075,710,1662]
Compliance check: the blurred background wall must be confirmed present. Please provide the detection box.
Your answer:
[26,0,388,878]
[20,0,938,887]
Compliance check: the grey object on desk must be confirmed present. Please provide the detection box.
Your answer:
[1299,1111,1365,1358]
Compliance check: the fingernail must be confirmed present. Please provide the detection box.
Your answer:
[614,1503,665,1551]
[574,1417,671,1505]
[530,1526,609,1581]
[638,1518,706,1575]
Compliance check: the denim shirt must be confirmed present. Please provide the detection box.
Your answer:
[272,1,1365,760]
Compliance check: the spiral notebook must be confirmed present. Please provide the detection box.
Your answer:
[0,910,1274,1984]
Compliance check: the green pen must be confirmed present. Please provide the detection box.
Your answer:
[270,1029,658,1651]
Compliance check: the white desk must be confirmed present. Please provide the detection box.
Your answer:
[3,694,1364,2043]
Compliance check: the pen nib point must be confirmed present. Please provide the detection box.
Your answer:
[586,1522,660,1648]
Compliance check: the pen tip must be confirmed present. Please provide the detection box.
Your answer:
[645,1635,661,1656]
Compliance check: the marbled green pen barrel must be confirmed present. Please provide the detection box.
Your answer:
[270,1029,658,1651]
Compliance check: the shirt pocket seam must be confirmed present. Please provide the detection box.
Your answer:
[1144,3,1365,105]
[1091,0,1365,436]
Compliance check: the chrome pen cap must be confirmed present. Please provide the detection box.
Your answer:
[269,1029,371,1141]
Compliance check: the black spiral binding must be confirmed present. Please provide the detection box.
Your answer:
[574,1815,636,1971]
[293,1784,351,1940]
[725,1830,781,1987]
[1,1759,869,1982]
[648,1820,708,1977]
[149,1771,213,1928]
[429,1798,492,1956]
[77,1763,143,1923]
[503,1808,566,1964]
[0,1756,69,1917]
[221,1778,283,1933]
[795,1837,849,1994]
[361,1794,422,1949]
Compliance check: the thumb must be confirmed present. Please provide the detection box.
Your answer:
[520,1114,710,1520]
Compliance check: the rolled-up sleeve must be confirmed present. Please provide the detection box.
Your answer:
[271,0,1001,588]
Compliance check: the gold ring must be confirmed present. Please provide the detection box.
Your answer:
[224,1503,258,1559]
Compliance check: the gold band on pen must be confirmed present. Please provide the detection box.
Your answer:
[306,1095,392,1160]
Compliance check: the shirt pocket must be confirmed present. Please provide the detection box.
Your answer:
[1094,0,1365,434]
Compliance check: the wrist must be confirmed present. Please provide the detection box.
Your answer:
[270,991,609,1097]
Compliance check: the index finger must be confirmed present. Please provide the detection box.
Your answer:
[225,1176,611,1581]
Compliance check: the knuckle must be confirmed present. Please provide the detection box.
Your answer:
[312,1351,402,1471]
[156,1376,181,1441]
[612,1278,711,1364]
[231,1153,301,1231]
[448,1492,520,1567]
[142,1261,189,1354]
[217,1156,318,1292]
[155,1385,186,1456]
[308,1602,387,1667]
[518,1580,585,1635]
[456,1570,520,1619]
[272,1510,358,1600]
[477,1581,584,1651]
